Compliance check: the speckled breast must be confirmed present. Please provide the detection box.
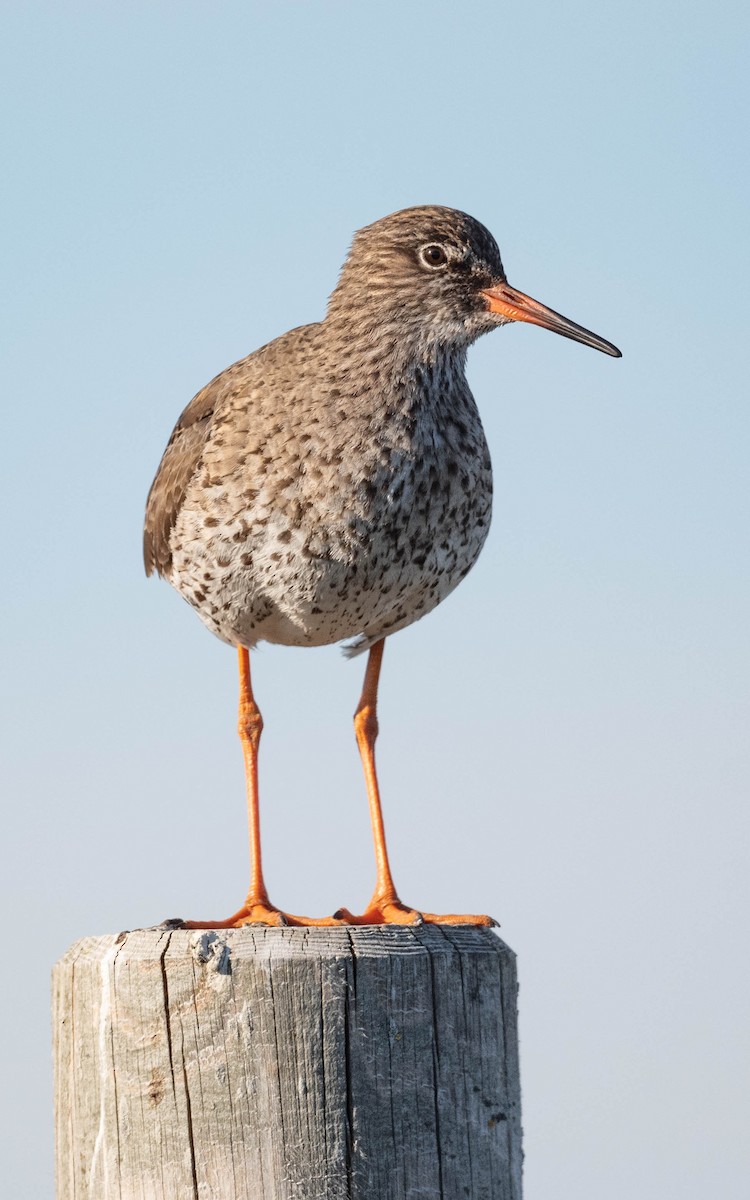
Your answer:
[169,371,493,653]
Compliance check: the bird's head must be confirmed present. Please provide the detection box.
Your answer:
[327,205,620,358]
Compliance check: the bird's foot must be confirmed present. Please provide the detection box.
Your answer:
[334,900,422,926]
[334,896,498,927]
[182,901,291,929]
[181,898,347,929]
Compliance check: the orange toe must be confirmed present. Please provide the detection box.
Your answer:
[183,901,288,929]
[282,911,349,927]
[418,910,497,927]
[333,901,421,926]
[183,901,347,929]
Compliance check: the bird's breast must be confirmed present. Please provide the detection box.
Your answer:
[169,375,493,647]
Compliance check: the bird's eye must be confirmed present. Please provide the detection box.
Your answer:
[419,243,449,270]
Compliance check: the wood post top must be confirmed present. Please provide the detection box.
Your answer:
[56,923,513,966]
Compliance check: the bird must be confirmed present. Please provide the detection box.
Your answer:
[144,205,620,928]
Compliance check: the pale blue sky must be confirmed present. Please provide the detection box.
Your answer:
[2,3,748,1196]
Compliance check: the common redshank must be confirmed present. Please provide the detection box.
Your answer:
[144,206,620,928]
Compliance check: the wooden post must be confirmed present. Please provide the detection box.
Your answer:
[53,926,522,1199]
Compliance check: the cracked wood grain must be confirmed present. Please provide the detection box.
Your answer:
[53,926,522,1199]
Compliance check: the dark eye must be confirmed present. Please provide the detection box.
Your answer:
[419,243,449,269]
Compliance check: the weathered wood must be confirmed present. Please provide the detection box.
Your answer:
[53,926,522,1199]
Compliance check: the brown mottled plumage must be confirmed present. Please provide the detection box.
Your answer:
[145,208,504,654]
[144,206,620,928]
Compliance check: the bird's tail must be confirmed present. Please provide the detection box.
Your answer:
[341,634,375,659]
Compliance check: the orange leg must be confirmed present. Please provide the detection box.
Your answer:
[336,639,496,927]
[185,647,343,929]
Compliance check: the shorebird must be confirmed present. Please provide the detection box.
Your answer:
[144,206,620,927]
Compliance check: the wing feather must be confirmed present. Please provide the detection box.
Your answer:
[143,383,217,577]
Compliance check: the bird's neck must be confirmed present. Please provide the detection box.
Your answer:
[321,310,468,389]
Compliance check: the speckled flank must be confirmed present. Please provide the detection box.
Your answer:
[144,206,505,654]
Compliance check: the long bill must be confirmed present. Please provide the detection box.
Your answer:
[482,283,621,357]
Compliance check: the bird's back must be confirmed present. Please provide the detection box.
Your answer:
[144,379,217,578]
[144,323,319,579]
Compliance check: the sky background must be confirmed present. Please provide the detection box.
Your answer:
[2,2,748,1196]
